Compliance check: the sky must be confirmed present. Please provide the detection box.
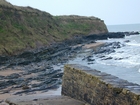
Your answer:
[6,0,140,25]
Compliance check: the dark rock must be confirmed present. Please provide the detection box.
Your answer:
[87,58,95,62]
[0,75,5,79]
[17,51,34,59]
[95,47,115,54]
[95,42,123,54]
[0,81,7,89]
[86,56,95,62]
[45,69,61,76]
[7,80,17,85]
[15,80,29,89]
[104,42,122,48]
[88,62,94,65]
[85,32,125,40]
[98,55,106,58]
[13,78,25,84]
[112,42,122,48]
[71,46,82,53]
[51,72,63,78]
[0,80,16,89]
[124,40,130,43]
[0,99,4,105]
[5,73,20,79]
[102,57,113,60]
[0,56,9,65]
[125,31,140,36]
[22,85,30,90]
[115,58,123,60]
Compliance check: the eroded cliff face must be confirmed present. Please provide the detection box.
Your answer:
[0,0,108,55]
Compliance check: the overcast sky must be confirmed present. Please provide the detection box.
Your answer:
[7,0,140,25]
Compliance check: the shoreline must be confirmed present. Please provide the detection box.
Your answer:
[1,31,137,57]
[0,41,105,103]
[0,32,139,104]
[83,42,105,50]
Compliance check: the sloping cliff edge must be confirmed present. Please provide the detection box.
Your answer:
[0,0,108,55]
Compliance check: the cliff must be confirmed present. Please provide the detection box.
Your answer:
[0,0,108,55]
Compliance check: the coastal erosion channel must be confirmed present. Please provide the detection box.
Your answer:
[0,32,139,104]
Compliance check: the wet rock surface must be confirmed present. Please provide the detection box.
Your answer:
[6,95,87,105]
[95,42,123,54]
[0,32,138,103]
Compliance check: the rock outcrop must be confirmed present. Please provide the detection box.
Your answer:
[0,0,108,55]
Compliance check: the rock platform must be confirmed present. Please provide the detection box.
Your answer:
[6,95,87,105]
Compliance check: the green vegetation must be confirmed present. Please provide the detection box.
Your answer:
[53,15,108,37]
[0,0,108,55]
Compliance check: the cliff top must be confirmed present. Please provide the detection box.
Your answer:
[0,0,48,13]
[0,0,108,55]
[0,0,12,7]
[55,15,99,20]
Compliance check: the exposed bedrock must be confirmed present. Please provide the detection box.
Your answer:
[0,32,127,67]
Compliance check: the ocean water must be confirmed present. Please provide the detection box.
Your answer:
[94,35,140,84]
[107,23,140,32]
[69,24,140,85]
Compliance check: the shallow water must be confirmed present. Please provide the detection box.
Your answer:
[68,34,140,85]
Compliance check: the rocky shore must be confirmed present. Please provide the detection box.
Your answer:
[0,32,139,104]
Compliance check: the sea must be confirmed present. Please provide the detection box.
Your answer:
[107,23,140,32]
[68,24,140,85]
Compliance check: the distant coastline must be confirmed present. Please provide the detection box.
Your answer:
[107,23,140,32]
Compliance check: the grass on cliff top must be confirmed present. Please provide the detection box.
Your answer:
[0,2,107,55]
[53,15,104,36]
[0,0,12,6]
[0,6,64,55]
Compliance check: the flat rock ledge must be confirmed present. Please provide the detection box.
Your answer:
[6,95,87,105]
[62,64,140,105]
[5,63,140,105]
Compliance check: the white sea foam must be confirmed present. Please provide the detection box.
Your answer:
[138,68,140,73]
[126,43,140,46]
[69,32,140,84]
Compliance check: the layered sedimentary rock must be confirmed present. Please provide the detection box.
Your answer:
[62,64,140,105]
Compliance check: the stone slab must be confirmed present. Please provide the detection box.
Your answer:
[62,64,140,105]
[6,95,87,105]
